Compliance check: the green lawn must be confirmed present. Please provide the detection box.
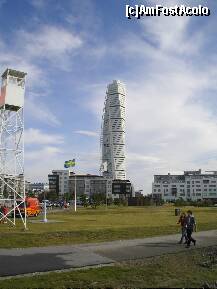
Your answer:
[0,246,217,288]
[0,205,216,248]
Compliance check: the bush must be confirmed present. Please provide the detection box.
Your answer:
[80,194,89,207]
[107,197,113,206]
[120,198,128,206]
[174,198,214,207]
[113,198,128,206]
[113,198,121,206]
[90,193,105,209]
[174,198,189,207]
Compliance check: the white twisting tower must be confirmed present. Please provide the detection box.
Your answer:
[101,80,126,180]
[0,68,27,228]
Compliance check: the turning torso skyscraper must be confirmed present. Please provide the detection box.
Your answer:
[101,80,126,180]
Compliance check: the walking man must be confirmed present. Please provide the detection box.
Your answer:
[185,210,196,248]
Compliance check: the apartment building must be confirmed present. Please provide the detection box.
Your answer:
[48,170,69,196]
[152,169,217,202]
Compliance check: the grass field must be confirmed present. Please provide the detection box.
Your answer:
[0,246,217,288]
[0,205,216,248]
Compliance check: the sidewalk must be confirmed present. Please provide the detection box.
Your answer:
[0,230,216,277]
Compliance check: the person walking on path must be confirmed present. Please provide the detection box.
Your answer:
[177,212,188,244]
[0,204,3,224]
[185,210,196,248]
[2,204,8,224]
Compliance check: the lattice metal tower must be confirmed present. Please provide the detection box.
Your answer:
[0,68,27,228]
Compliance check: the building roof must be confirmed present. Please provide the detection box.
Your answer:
[2,68,27,79]
[69,174,102,178]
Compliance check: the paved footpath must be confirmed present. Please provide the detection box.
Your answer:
[0,230,217,277]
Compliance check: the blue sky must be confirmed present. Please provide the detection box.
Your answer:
[0,0,216,193]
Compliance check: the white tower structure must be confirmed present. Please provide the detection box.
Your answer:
[0,68,27,228]
[101,80,126,181]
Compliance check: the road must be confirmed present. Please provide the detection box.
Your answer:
[0,230,216,277]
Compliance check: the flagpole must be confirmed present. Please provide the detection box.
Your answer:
[64,159,76,212]
[74,174,77,212]
[101,161,108,209]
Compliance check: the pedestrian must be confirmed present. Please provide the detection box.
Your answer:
[185,210,196,248]
[64,201,67,209]
[177,212,188,244]
[0,204,3,224]
[2,204,8,224]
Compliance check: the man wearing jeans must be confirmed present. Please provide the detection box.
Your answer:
[185,210,196,248]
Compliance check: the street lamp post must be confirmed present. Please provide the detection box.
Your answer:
[43,200,48,223]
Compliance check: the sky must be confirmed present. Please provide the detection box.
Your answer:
[0,0,216,194]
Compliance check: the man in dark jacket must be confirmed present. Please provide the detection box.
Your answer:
[185,210,196,248]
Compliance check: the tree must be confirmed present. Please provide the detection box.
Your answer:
[46,190,58,201]
[174,198,188,207]
[91,193,105,209]
[64,192,72,202]
[27,191,36,198]
[80,194,88,207]
[107,197,113,206]
[113,198,121,206]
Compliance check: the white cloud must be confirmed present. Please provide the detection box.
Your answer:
[19,25,82,60]
[0,41,44,89]
[128,153,162,164]
[30,0,46,9]
[25,128,64,145]
[26,94,61,127]
[25,146,61,161]
[74,130,99,137]
[25,146,63,181]
[86,13,217,193]
[25,148,100,182]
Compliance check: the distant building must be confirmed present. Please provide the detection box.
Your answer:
[152,169,217,202]
[30,182,47,192]
[135,190,144,197]
[49,170,69,195]
[25,181,31,193]
[112,179,132,199]
[69,174,107,198]
[68,173,133,199]
[44,183,49,191]
[48,174,59,197]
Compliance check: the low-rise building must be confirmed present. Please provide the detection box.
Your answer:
[152,169,217,202]
[29,182,47,192]
[69,174,107,198]
[112,179,132,199]
[49,170,69,196]
[69,173,133,199]
[48,174,59,196]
